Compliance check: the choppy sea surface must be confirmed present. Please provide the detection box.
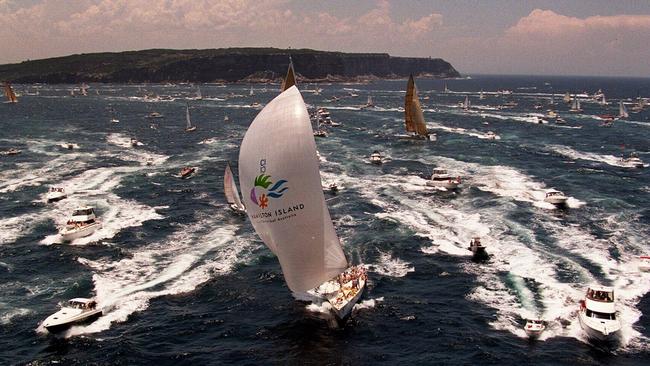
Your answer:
[1,75,649,365]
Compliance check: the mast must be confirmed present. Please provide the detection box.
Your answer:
[404,74,429,138]
[238,86,347,293]
[280,57,296,92]
[619,101,628,118]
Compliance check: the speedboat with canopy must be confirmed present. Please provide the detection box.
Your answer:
[426,168,461,190]
[238,86,366,321]
[42,298,102,333]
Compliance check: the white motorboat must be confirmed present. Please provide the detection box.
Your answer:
[484,131,498,140]
[524,318,546,339]
[147,112,163,119]
[2,148,21,156]
[544,189,568,206]
[46,187,67,203]
[238,86,366,322]
[620,153,644,168]
[42,298,102,333]
[467,237,488,260]
[639,256,650,272]
[578,285,622,343]
[369,151,383,165]
[426,168,461,189]
[59,207,102,242]
[130,138,140,147]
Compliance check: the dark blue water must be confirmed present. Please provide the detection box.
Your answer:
[1,75,649,365]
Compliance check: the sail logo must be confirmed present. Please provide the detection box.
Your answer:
[250,159,288,209]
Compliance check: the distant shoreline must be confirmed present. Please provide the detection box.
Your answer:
[0,47,460,84]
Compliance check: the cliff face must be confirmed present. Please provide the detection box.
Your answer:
[0,48,460,83]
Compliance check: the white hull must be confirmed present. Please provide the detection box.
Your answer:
[544,196,567,205]
[60,222,102,241]
[43,308,102,333]
[328,277,366,320]
[370,158,382,165]
[578,311,621,343]
[426,180,459,190]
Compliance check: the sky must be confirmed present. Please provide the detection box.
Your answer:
[1,0,650,77]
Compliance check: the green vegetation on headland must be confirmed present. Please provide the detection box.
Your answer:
[0,48,460,84]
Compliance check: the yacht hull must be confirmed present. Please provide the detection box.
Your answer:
[44,309,102,333]
[60,222,102,242]
[329,278,366,320]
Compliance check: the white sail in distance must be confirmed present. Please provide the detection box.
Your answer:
[238,86,348,293]
[224,163,245,211]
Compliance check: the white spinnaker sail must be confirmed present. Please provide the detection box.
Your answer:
[224,163,245,210]
[186,104,192,128]
[238,86,347,293]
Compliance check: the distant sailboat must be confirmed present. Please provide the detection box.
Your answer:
[618,101,629,119]
[238,86,366,321]
[404,74,432,141]
[3,83,18,103]
[185,103,196,132]
[570,95,582,113]
[479,90,485,100]
[195,86,203,100]
[280,57,296,92]
[81,83,89,96]
[462,95,470,111]
[563,92,572,103]
[224,163,246,214]
[550,93,555,105]
[365,95,374,108]
[444,83,450,93]
[250,86,254,96]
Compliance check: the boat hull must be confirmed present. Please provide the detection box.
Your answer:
[329,278,366,320]
[44,309,102,333]
[46,194,67,203]
[426,180,459,190]
[578,311,621,343]
[60,222,102,242]
[544,197,568,205]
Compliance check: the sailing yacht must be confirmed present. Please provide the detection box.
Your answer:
[224,162,246,215]
[185,103,196,132]
[618,101,629,119]
[569,96,582,113]
[280,57,297,92]
[195,86,203,100]
[402,75,432,141]
[462,95,470,111]
[563,92,572,104]
[479,90,485,100]
[3,83,18,103]
[238,86,366,321]
[250,86,254,96]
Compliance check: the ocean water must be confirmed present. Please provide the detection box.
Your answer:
[0,75,649,365]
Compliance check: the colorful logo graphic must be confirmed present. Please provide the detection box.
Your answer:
[250,174,289,208]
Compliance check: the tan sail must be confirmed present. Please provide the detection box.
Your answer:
[404,75,428,138]
[280,58,296,92]
[4,83,18,103]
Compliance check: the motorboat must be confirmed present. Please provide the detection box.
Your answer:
[2,148,21,156]
[468,237,488,260]
[426,168,461,189]
[578,285,622,343]
[146,112,163,119]
[524,318,546,339]
[180,166,196,179]
[555,117,567,125]
[484,131,498,140]
[42,298,102,333]
[369,151,383,165]
[313,127,328,138]
[638,256,650,272]
[621,153,644,168]
[64,143,75,150]
[544,189,568,206]
[46,187,67,203]
[59,207,102,241]
[546,110,558,119]
[130,138,139,147]
[328,183,339,193]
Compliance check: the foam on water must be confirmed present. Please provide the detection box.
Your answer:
[546,144,631,168]
[49,223,250,337]
[367,251,414,278]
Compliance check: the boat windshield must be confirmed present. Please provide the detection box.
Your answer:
[585,309,616,320]
[432,169,447,175]
[72,209,94,216]
[587,289,614,302]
